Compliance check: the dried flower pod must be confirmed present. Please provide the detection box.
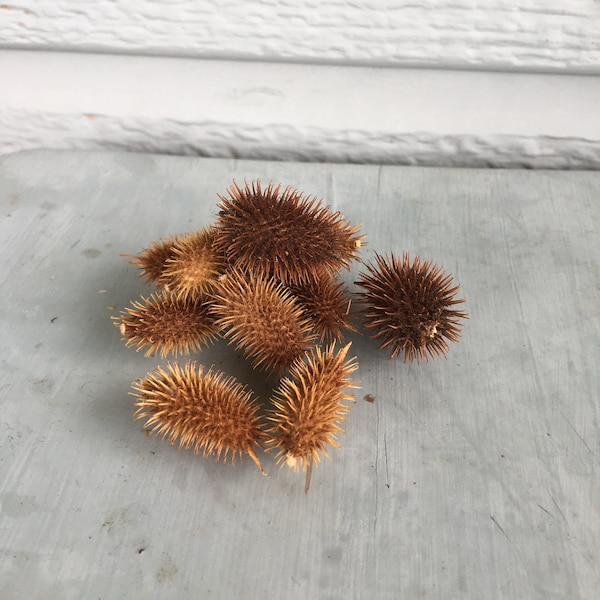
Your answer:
[289,273,356,342]
[211,268,316,374]
[132,361,266,474]
[159,227,226,301]
[265,342,359,474]
[214,180,365,284]
[114,292,218,358]
[355,253,468,362]
[124,235,177,284]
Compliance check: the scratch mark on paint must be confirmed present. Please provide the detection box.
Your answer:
[561,412,600,465]
[548,491,568,524]
[536,503,555,519]
[490,514,512,543]
[383,432,390,486]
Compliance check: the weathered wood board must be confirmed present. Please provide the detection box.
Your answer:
[1,151,598,599]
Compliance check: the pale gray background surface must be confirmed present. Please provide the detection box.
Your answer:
[1,151,599,599]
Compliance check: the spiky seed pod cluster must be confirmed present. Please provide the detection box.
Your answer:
[214,180,365,284]
[355,252,468,362]
[116,228,226,358]
[114,178,467,486]
[132,362,266,474]
[125,228,226,297]
[265,342,358,473]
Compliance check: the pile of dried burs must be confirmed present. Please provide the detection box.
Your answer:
[114,180,467,489]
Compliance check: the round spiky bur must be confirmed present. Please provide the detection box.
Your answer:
[159,227,226,301]
[289,273,356,342]
[132,361,266,474]
[124,235,177,284]
[214,180,365,284]
[355,253,468,362]
[114,292,218,358]
[265,342,359,473]
[211,268,316,374]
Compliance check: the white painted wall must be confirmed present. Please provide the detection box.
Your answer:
[2,0,600,72]
[1,1,600,167]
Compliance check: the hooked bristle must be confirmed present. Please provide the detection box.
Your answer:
[213,180,365,284]
[265,342,359,473]
[355,252,468,362]
[289,273,357,342]
[211,268,316,374]
[114,292,218,358]
[132,361,266,474]
[159,227,226,301]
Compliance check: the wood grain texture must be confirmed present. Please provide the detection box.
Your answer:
[0,0,599,73]
[0,150,599,599]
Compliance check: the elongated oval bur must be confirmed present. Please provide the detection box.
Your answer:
[265,342,359,476]
[214,180,365,284]
[211,268,316,374]
[159,227,227,301]
[114,292,218,358]
[132,362,266,474]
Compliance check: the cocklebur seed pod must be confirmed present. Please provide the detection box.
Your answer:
[288,273,356,342]
[132,361,266,474]
[123,235,177,284]
[114,292,218,358]
[214,180,364,284]
[265,342,359,474]
[211,267,316,374]
[355,253,468,362]
[159,227,226,301]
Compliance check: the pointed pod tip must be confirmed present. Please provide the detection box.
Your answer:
[248,448,267,476]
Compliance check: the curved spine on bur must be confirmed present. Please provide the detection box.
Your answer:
[355,252,468,362]
[210,268,316,374]
[265,342,359,473]
[132,361,266,474]
[114,292,218,358]
[213,180,365,284]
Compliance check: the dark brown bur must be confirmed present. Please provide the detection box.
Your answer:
[288,273,356,342]
[132,361,266,474]
[355,252,468,362]
[213,180,364,284]
[123,235,178,284]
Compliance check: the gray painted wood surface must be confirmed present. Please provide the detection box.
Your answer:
[1,150,598,599]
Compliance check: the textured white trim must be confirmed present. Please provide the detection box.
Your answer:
[1,0,599,73]
[2,51,600,167]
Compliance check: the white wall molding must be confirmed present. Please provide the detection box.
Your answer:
[1,0,599,74]
[2,51,600,168]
